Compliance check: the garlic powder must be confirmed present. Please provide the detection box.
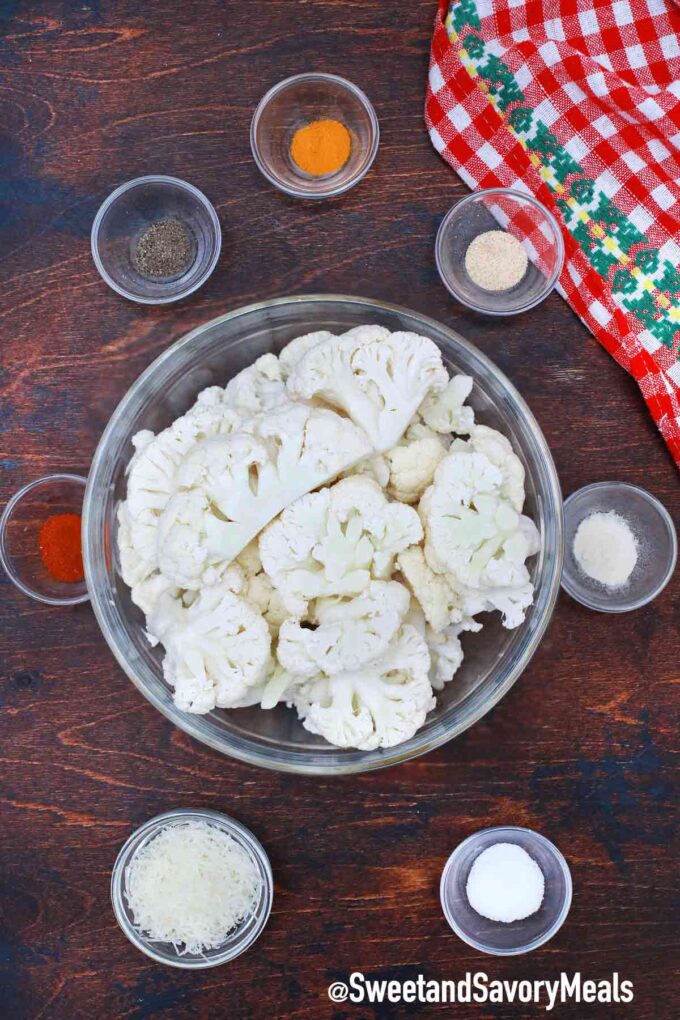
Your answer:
[464,230,528,291]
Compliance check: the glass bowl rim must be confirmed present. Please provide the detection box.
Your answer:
[110,808,274,969]
[82,293,563,774]
[0,472,89,605]
[250,72,380,199]
[440,825,573,956]
[561,480,677,612]
[435,188,566,316]
[90,174,222,305]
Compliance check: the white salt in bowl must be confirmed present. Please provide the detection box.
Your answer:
[562,482,677,612]
[111,809,273,968]
[440,826,572,956]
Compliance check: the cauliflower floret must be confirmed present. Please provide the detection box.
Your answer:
[397,545,463,632]
[156,401,372,586]
[278,330,334,379]
[419,375,474,435]
[467,424,526,512]
[286,326,448,453]
[119,401,242,586]
[259,476,422,616]
[222,353,286,418]
[243,572,289,635]
[147,588,272,713]
[426,617,482,690]
[278,580,411,676]
[386,434,448,504]
[291,624,435,750]
[419,445,540,629]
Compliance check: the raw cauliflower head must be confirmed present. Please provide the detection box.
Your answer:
[291,624,435,751]
[147,588,272,713]
[419,445,540,628]
[277,580,411,676]
[259,476,423,616]
[286,326,449,453]
[156,401,372,586]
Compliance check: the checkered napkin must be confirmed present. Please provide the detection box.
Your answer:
[426,0,680,466]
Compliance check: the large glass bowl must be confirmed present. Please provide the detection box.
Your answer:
[83,295,562,774]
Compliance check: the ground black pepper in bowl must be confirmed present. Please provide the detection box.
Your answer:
[132,219,194,279]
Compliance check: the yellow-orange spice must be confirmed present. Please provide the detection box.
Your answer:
[290,118,352,176]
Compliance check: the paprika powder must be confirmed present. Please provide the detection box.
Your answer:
[39,513,84,583]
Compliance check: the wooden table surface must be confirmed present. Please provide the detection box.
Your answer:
[1,2,678,1018]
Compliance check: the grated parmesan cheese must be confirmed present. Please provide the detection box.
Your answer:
[124,820,261,955]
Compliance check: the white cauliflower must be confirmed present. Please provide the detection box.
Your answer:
[467,424,526,512]
[419,374,474,435]
[277,580,411,676]
[426,617,482,690]
[147,588,272,713]
[286,326,449,452]
[259,476,423,616]
[419,445,540,628]
[291,624,435,750]
[119,400,242,586]
[397,545,463,633]
[222,353,286,418]
[386,432,448,504]
[157,401,372,586]
[278,330,334,379]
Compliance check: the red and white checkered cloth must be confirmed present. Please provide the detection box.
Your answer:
[426,0,680,466]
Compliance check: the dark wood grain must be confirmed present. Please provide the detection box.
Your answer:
[1,2,678,1018]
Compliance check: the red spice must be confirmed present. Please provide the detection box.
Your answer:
[39,513,84,583]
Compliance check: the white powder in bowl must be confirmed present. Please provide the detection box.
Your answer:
[466,842,545,923]
[464,230,528,291]
[573,510,638,588]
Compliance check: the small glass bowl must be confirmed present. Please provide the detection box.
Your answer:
[562,481,677,612]
[0,474,88,606]
[435,189,564,315]
[91,175,221,304]
[250,73,379,199]
[441,826,572,956]
[111,809,273,968]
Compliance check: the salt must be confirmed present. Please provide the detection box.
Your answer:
[466,843,545,923]
[573,510,638,588]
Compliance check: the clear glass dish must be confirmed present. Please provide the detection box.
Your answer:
[562,481,677,612]
[250,73,379,199]
[440,826,572,955]
[0,473,88,605]
[435,189,564,315]
[91,175,221,304]
[82,295,563,774]
[111,809,273,968]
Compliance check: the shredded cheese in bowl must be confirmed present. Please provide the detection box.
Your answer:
[112,810,272,967]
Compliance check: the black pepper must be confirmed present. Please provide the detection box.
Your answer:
[132,218,194,279]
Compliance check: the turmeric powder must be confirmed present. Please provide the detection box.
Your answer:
[290,118,352,176]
